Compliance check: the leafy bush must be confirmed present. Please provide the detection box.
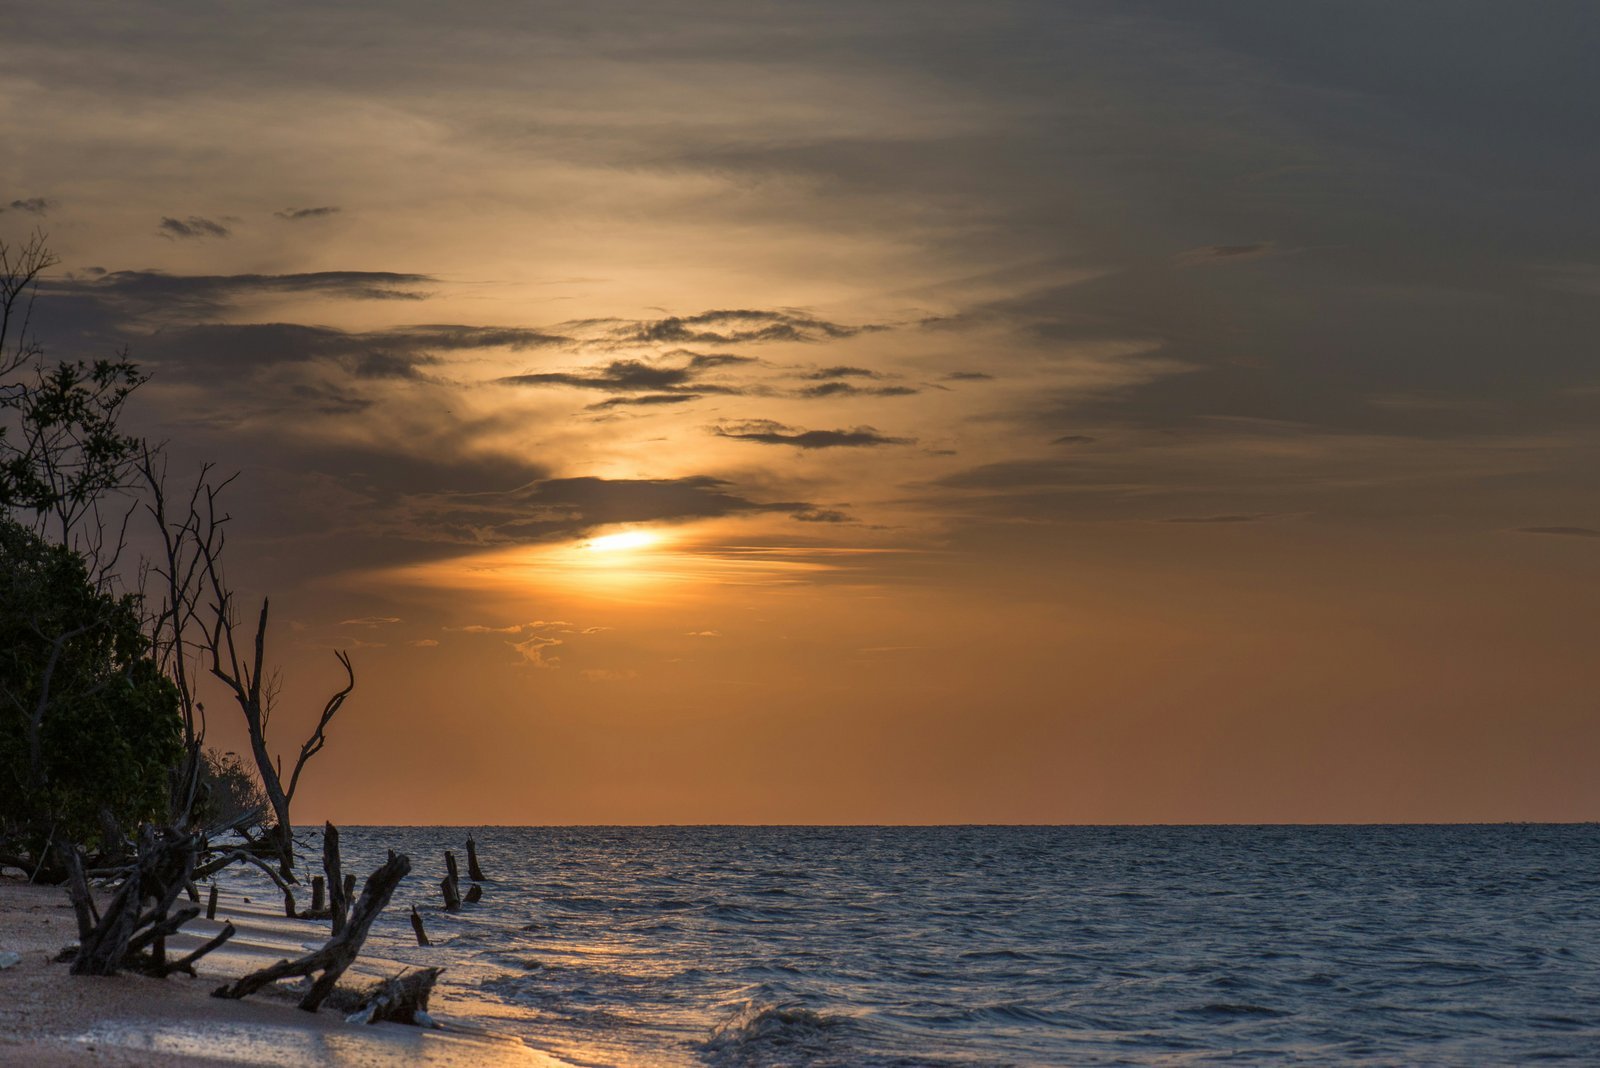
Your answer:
[196,748,270,828]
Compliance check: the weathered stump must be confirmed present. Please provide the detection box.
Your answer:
[466,837,485,882]
[324,823,347,936]
[440,876,461,912]
[344,967,443,1027]
[311,876,326,914]
[410,905,431,946]
[464,884,483,904]
[206,884,219,921]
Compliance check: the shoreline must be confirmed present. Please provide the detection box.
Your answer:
[0,877,569,1067]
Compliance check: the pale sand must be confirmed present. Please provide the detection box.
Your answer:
[0,878,572,1067]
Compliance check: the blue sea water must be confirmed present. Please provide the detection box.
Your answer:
[266,826,1600,1065]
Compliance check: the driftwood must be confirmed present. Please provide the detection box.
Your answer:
[410,905,431,947]
[466,837,485,882]
[70,827,191,974]
[65,848,100,939]
[440,876,461,912]
[64,827,230,978]
[164,921,236,978]
[212,851,410,1011]
[194,849,297,917]
[336,967,443,1027]
[324,823,348,936]
[206,883,218,920]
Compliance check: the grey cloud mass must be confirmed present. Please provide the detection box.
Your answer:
[6,0,1598,590]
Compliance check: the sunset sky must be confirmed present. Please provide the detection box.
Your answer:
[5,2,1600,823]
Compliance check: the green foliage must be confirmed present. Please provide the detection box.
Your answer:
[0,518,182,862]
[196,748,270,828]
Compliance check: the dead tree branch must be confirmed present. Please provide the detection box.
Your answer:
[212,851,411,1011]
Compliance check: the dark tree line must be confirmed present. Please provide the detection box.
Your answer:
[1,230,358,888]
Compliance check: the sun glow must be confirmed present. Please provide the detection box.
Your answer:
[583,530,661,553]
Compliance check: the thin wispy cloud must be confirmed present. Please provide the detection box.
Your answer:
[276,205,341,220]
[713,420,913,449]
[158,215,231,239]
[1516,526,1600,539]
[3,197,54,215]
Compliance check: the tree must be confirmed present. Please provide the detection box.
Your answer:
[0,517,182,872]
[138,451,359,880]
[1,232,357,891]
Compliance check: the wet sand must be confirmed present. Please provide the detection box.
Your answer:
[0,877,568,1067]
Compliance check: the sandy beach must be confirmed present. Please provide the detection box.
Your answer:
[0,877,568,1067]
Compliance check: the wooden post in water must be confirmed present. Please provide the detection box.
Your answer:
[410,905,431,946]
[466,837,485,882]
[311,876,326,914]
[444,850,460,885]
[206,884,219,921]
[464,883,483,904]
[343,873,356,904]
[440,876,461,912]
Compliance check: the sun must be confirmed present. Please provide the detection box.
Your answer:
[583,530,661,553]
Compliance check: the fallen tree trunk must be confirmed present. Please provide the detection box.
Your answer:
[212,851,411,1011]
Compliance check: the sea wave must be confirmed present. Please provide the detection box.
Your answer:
[700,1001,857,1067]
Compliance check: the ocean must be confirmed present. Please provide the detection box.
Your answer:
[236,825,1600,1065]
